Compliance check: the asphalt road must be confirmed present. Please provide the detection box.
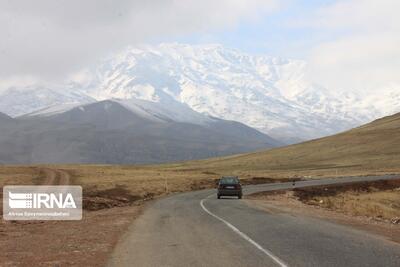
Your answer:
[107,175,400,267]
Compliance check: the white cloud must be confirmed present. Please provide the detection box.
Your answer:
[0,0,279,81]
[304,0,400,91]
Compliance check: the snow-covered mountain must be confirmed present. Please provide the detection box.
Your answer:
[0,86,94,117]
[1,43,399,143]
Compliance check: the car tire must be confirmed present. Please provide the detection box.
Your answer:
[217,195,221,199]
[238,195,242,199]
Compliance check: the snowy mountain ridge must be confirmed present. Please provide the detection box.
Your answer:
[1,43,399,143]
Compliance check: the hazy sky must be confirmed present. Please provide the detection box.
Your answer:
[0,0,399,91]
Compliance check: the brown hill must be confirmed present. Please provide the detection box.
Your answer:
[172,112,400,178]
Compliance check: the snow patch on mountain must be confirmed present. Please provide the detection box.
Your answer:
[116,98,215,125]
[21,102,86,118]
[0,86,94,117]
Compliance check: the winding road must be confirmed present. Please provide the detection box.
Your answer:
[108,175,400,267]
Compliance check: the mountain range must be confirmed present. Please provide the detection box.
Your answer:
[0,43,399,144]
[0,100,279,164]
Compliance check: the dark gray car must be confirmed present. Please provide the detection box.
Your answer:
[217,176,242,199]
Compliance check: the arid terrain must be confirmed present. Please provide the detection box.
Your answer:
[293,179,400,221]
[1,113,400,266]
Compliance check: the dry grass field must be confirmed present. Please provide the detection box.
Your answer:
[293,179,400,221]
[191,112,400,178]
[315,190,400,220]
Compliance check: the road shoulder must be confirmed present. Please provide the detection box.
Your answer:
[246,189,400,244]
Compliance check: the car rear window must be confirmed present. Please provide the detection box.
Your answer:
[220,177,239,184]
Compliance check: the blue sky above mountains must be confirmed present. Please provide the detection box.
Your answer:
[173,0,337,58]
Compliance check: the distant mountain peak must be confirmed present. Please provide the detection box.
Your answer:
[0,43,399,143]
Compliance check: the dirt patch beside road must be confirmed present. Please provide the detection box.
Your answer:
[0,204,144,267]
[83,185,151,211]
[0,185,149,266]
[0,167,150,267]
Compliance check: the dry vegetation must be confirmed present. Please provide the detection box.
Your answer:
[293,179,400,222]
[190,112,400,178]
